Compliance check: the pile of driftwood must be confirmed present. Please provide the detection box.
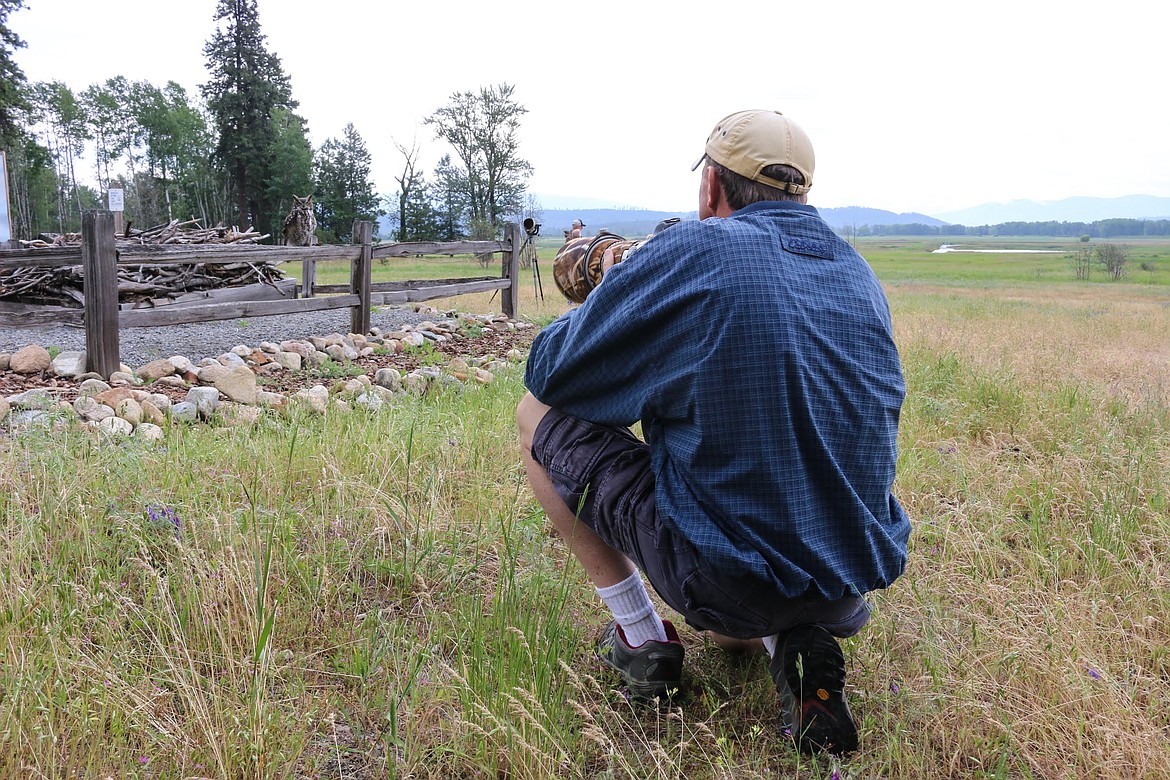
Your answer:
[1,220,288,307]
[18,218,271,248]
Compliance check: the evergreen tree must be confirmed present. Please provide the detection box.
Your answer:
[201,0,295,237]
[0,0,29,150]
[266,107,315,234]
[431,153,469,240]
[313,123,383,244]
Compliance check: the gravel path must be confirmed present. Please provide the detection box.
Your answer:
[0,305,461,367]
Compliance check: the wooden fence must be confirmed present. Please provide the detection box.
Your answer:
[0,211,522,378]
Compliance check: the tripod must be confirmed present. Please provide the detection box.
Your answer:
[522,235,545,303]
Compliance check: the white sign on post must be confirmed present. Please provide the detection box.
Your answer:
[107,188,125,212]
[0,151,11,244]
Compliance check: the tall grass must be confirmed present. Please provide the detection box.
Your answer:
[1,250,1168,777]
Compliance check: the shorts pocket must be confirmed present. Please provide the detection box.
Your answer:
[681,568,777,639]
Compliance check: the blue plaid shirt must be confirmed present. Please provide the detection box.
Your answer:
[526,202,911,600]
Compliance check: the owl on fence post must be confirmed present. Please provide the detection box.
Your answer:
[282,195,318,246]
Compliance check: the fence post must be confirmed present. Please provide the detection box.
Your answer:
[301,254,316,298]
[503,221,520,320]
[350,220,372,335]
[82,210,120,378]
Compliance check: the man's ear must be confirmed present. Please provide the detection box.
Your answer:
[703,165,724,214]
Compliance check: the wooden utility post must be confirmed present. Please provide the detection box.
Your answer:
[350,220,372,335]
[82,210,120,377]
[502,221,520,320]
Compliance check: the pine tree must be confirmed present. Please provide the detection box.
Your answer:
[0,0,29,150]
[201,0,295,238]
[313,123,383,244]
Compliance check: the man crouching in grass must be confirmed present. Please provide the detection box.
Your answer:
[516,109,911,756]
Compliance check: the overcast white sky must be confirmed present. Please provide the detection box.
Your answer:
[10,0,1169,217]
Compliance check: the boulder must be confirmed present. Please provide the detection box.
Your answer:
[10,345,51,374]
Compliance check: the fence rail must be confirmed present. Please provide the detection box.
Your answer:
[0,211,521,377]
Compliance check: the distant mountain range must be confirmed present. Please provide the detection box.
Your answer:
[377,194,1170,240]
[532,195,1170,232]
[930,195,1170,226]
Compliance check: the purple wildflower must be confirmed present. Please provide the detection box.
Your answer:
[146,505,182,536]
[830,771,842,780]
[889,680,901,694]
[1087,666,1101,680]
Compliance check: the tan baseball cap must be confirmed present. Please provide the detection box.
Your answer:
[691,110,814,195]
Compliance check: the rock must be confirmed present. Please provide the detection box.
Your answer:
[279,340,316,359]
[355,391,385,412]
[109,371,141,386]
[140,400,167,426]
[213,366,258,404]
[255,391,287,409]
[154,376,188,389]
[136,358,178,382]
[74,396,115,422]
[259,341,281,354]
[116,398,144,426]
[9,410,52,429]
[401,372,430,395]
[374,368,401,391]
[291,385,330,414]
[274,351,302,371]
[230,344,252,358]
[169,355,197,374]
[78,378,112,397]
[0,353,9,371]
[197,364,230,385]
[171,402,198,423]
[325,344,358,362]
[218,352,247,369]
[221,404,263,427]
[147,393,172,412]
[95,387,138,409]
[97,416,134,437]
[11,345,51,374]
[186,386,220,419]
[506,349,525,362]
[0,397,9,421]
[50,351,87,378]
[134,423,165,442]
[6,388,57,410]
[473,368,494,384]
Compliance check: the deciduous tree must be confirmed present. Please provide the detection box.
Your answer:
[425,83,531,238]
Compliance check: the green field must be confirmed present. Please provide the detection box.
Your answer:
[2,238,1168,778]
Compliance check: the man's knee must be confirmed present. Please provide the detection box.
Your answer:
[516,392,551,453]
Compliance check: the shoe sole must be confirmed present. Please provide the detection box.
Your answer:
[779,625,858,754]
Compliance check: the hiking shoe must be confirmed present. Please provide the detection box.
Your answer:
[597,620,684,701]
[770,624,859,755]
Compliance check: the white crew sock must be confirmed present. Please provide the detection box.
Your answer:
[596,571,668,647]
[763,634,780,658]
